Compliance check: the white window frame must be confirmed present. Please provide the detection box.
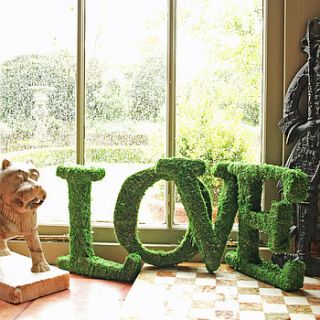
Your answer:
[11,0,314,264]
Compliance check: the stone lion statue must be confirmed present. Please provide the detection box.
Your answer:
[0,159,49,272]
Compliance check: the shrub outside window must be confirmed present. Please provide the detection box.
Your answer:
[0,0,262,231]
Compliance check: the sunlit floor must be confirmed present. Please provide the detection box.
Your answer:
[0,274,131,320]
[122,263,320,320]
[1,263,320,320]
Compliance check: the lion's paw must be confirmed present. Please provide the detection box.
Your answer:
[31,261,50,273]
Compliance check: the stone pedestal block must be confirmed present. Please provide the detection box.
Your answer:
[0,252,70,304]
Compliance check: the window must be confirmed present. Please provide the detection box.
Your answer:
[0,0,274,261]
[85,0,167,224]
[175,0,262,223]
[0,0,76,224]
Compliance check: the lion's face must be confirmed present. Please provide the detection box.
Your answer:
[0,159,46,214]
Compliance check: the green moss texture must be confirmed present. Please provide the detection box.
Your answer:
[114,158,238,273]
[225,162,308,291]
[56,165,143,282]
[56,159,308,290]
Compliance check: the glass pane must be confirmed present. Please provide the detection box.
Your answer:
[175,0,263,224]
[86,0,167,224]
[0,0,76,224]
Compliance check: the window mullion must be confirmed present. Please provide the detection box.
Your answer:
[76,0,86,165]
[165,0,177,228]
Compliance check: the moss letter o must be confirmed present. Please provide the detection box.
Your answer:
[114,158,212,267]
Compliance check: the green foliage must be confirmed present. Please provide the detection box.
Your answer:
[184,0,262,126]
[0,53,76,126]
[87,78,126,121]
[114,160,210,267]
[87,146,148,164]
[0,52,129,151]
[56,158,308,289]
[128,56,165,121]
[7,146,148,168]
[224,162,308,291]
[56,165,143,282]
[177,98,259,205]
[114,158,238,274]
[58,253,143,282]
[9,147,75,167]
[178,105,257,164]
[175,0,262,208]
[226,251,306,292]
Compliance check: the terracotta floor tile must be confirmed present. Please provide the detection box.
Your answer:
[303,284,320,290]
[258,281,274,288]
[3,274,131,320]
[157,271,175,277]
[0,301,32,320]
[239,302,263,311]
[283,290,306,297]
[261,295,285,304]
[264,313,290,320]
[307,296,320,305]
[238,287,260,295]
[215,310,239,320]
[286,304,313,314]
[216,279,237,287]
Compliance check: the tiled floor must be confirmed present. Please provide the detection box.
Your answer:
[0,274,131,320]
[1,263,320,320]
[121,263,320,320]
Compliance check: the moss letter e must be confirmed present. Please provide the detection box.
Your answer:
[225,163,308,291]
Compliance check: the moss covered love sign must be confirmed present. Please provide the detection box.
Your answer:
[56,158,308,291]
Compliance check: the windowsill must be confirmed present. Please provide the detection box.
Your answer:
[8,238,272,266]
[37,222,240,244]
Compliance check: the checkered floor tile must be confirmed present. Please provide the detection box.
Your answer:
[120,263,320,320]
